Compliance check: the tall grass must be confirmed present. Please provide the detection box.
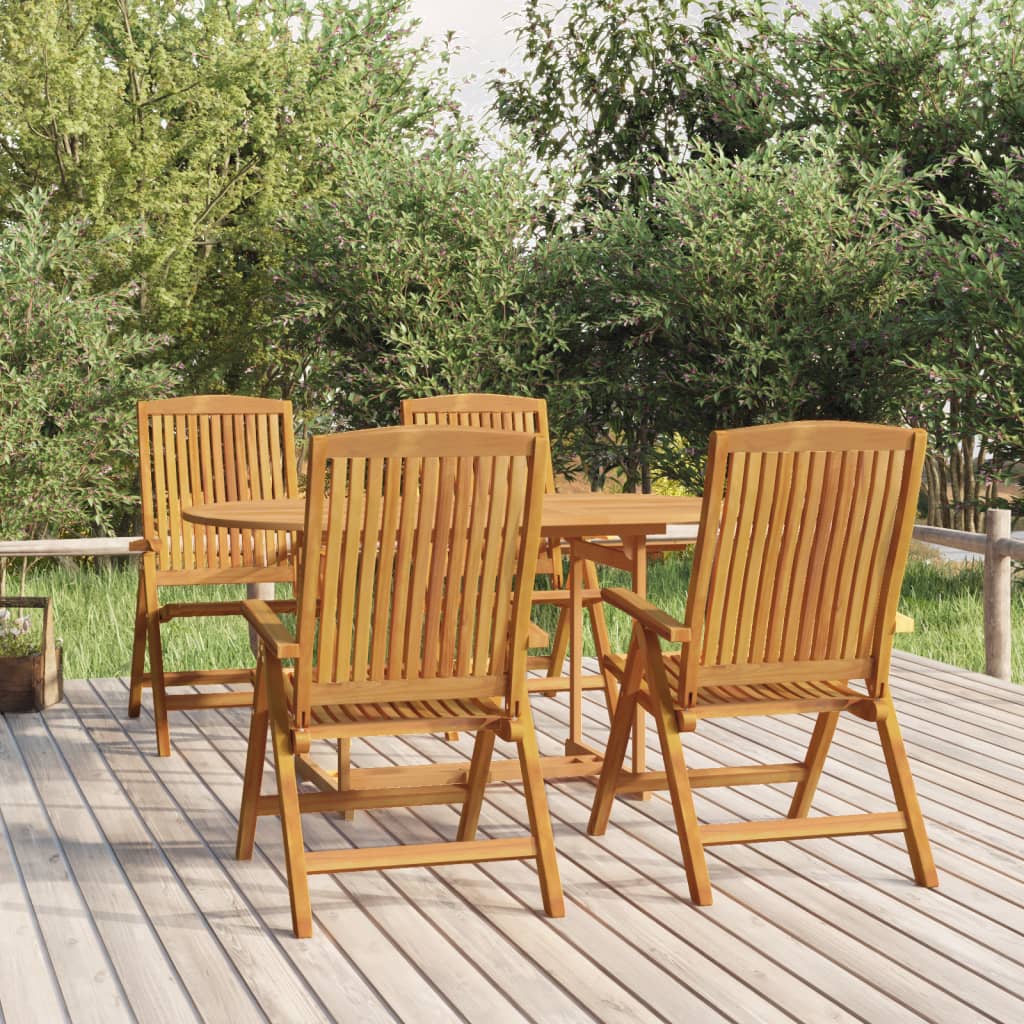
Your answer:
[14,554,1024,683]
[19,561,265,679]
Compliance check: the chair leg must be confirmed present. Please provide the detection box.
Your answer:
[643,632,712,906]
[337,738,356,822]
[457,728,496,841]
[266,659,313,938]
[516,709,565,918]
[877,706,939,888]
[588,688,638,836]
[788,711,840,818]
[544,604,571,689]
[128,572,147,718]
[141,558,171,756]
[236,656,270,860]
[588,635,643,836]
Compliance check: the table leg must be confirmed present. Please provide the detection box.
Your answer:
[567,551,584,752]
[628,536,650,795]
[583,557,617,718]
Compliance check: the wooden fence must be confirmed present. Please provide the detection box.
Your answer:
[912,509,1023,681]
[1,514,1021,680]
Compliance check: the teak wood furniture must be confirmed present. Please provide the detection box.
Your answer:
[183,490,701,786]
[587,421,939,903]
[234,426,564,937]
[400,393,607,689]
[130,396,299,756]
[399,393,698,778]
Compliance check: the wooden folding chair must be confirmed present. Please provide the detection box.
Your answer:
[235,426,565,937]
[400,394,613,697]
[589,421,939,903]
[129,395,299,756]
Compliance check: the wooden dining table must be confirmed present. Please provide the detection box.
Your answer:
[183,491,701,791]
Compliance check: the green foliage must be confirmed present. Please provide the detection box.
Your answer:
[493,0,1024,513]
[271,136,570,428]
[0,190,174,545]
[697,0,1024,525]
[19,560,264,678]
[895,556,1024,681]
[907,153,1024,525]
[27,554,1022,683]
[756,0,1024,205]
[0,1,457,391]
[492,0,770,207]
[542,141,929,489]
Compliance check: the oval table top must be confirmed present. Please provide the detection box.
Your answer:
[182,492,702,539]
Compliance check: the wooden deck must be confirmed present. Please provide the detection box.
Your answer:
[1,651,1023,1023]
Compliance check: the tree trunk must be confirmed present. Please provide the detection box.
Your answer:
[925,455,943,526]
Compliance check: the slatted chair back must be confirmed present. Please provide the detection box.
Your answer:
[587,421,938,905]
[681,421,927,709]
[400,392,608,691]
[289,426,546,730]
[401,394,556,494]
[138,395,299,583]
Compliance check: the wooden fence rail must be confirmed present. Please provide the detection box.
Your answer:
[0,538,148,558]
[1,515,1020,680]
[913,510,1023,681]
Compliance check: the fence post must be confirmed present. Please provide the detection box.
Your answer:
[984,508,1012,681]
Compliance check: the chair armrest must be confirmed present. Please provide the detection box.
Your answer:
[242,599,301,659]
[893,612,914,634]
[601,587,690,643]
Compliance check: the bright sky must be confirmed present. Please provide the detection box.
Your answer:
[408,2,822,117]
[408,1,526,116]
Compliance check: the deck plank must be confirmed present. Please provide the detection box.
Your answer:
[7,713,201,1024]
[165,697,530,1024]
[69,677,333,1024]
[0,716,132,1023]
[202,695,711,1024]
[204,705,600,1024]
[82,676,401,1024]
[0,650,1021,1024]
[0,719,68,1024]
[43,693,276,1023]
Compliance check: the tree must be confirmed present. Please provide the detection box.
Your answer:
[695,0,1024,525]
[0,1,456,392]
[496,0,1024,517]
[491,0,770,209]
[0,190,174,574]
[491,0,778,489]
[542,142,929,490]
[269,135,571,430]
[907,153,1024,528]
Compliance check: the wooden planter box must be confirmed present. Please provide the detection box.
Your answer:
[0,596,63,713]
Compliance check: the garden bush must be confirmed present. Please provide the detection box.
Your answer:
[0,190,173,571]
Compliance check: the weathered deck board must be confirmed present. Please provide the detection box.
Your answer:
[0,651,1022,1024]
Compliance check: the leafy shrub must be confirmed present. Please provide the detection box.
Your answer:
[543,141,929,489]
[271,136,570,428]
[0,190,174,552]
[0,607,39,657]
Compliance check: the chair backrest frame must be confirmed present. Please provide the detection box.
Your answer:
[138,395,299,582]
[680,421,926,706]
[291,426,547,729]
[401,394,556,494]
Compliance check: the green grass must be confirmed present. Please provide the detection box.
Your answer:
[13,554,1024,683]
[18,562,268,679]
